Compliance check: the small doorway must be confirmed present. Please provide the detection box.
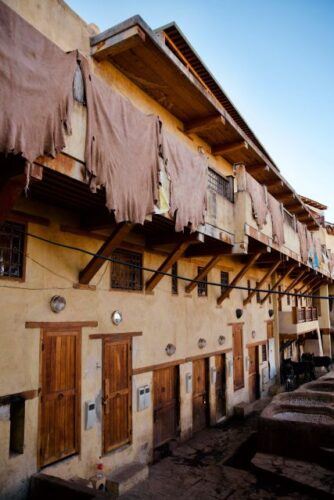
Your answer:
[248,345,260,402]
[215,354,227,420]
[39,328,81,467]
[192,358,210,433]
[153,365,179,449]
[102,339,132,453]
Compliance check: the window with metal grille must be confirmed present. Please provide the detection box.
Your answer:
[221,271,229,294]
[262,344,267,362]
[0,221,25,279]
[171,261,178,295]
[111,249,142,291]
[197,267,208,297]
[208,168,234,202]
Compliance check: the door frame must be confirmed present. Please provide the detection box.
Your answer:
[38,326,82,469]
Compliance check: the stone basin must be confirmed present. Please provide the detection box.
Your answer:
[258,374,334,465]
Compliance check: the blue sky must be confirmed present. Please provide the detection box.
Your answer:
[67,0,334,219]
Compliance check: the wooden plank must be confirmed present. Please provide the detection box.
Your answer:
[212,140,248,156]
[296,275,318,294]
[243,261,280,305]
[185,254,223,293]
[92,25,146,60]
[217,252,262,305]
[260,263,297,304]
[89,332,142,340]
[79,222,133,285]
[184,115,225,134]
[146,236,200,292]
[26,321,98,329]
[0,390,38,406]
[185,348,232,362]
[133,358,185,375]
[7,210,50,227]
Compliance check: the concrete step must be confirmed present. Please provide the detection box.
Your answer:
[251,452,334,498]
[106,463,148,497]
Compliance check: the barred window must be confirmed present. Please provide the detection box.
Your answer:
[208,168,234,202]
[197,267,208,297]
[111,249,142,291]
[221,271,229,294]
[171,261,178,295]
[0,221,25,279]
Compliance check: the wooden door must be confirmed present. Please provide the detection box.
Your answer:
[192,358,209,433]
[267,321,274,339]
[39,328,81,467]
[153,366,179,448]
[103,339,132,453]
[248,346,260,402]
[215,354,226,420]
[233,324,244,391]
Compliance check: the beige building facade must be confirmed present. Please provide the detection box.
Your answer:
[0,1,333,498]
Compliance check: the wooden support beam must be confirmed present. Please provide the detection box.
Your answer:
[243,260,281,305]
[247,164,270,175]
[146,238,198,292]
[79,222,133,285]
[212,140,248,156]
[279,270,309,300]
[8,210,50,227]
[184,115,225,134]
[296,275,318,294]
[276,192,295,204]
[147,231,204,248]
[185,254,223,294]
[217,252,262,305]
[306,278,324,295]
[260,263,297,304]
[266,180,284,190]
[91,25,146,60]
[0,174,26,222]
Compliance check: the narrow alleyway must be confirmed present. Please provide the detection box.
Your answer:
[122,401,314,500]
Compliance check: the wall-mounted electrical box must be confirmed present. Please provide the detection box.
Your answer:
[210,367,217,385]
[85,401,96,430]
[185,372,192,393]
[137,385,150,411]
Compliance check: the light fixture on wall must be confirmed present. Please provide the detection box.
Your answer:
[111,310,122,326]
[236,308,243,319]
[198,338,206,349]
[165,343,176,356]
[251,330,256,339]
[268,309,274,318]
[218,335,226,346]
[50,295,66,313]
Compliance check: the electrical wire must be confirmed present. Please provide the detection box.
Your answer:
[0,226,332,301]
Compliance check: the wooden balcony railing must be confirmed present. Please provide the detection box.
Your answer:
[292,306,318,324]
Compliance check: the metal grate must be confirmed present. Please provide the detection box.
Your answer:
[220,271,229,294]
[0,221,25,279]
[197,267,208,297]
[171,261,178,295]
[111,249,143,291]
[208,168,234,202]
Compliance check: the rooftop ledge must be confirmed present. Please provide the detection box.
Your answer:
[90,16,317,230]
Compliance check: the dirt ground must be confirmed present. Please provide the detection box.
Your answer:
[122,399,315,500]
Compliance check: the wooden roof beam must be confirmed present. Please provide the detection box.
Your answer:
[260,263,297,304]
[217,252,262,305]
[266,180,284,190]
[296,274,318,294]
[276,192,295,204]
[279,270,309,300]
[79,222,134,285]
[185,254,223,294]
[212,140,248,156]
[184,115,225,134]
[306,278,325,295]
[146,234,202,292]
[243,260,281,305]
[246,164,270,176]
